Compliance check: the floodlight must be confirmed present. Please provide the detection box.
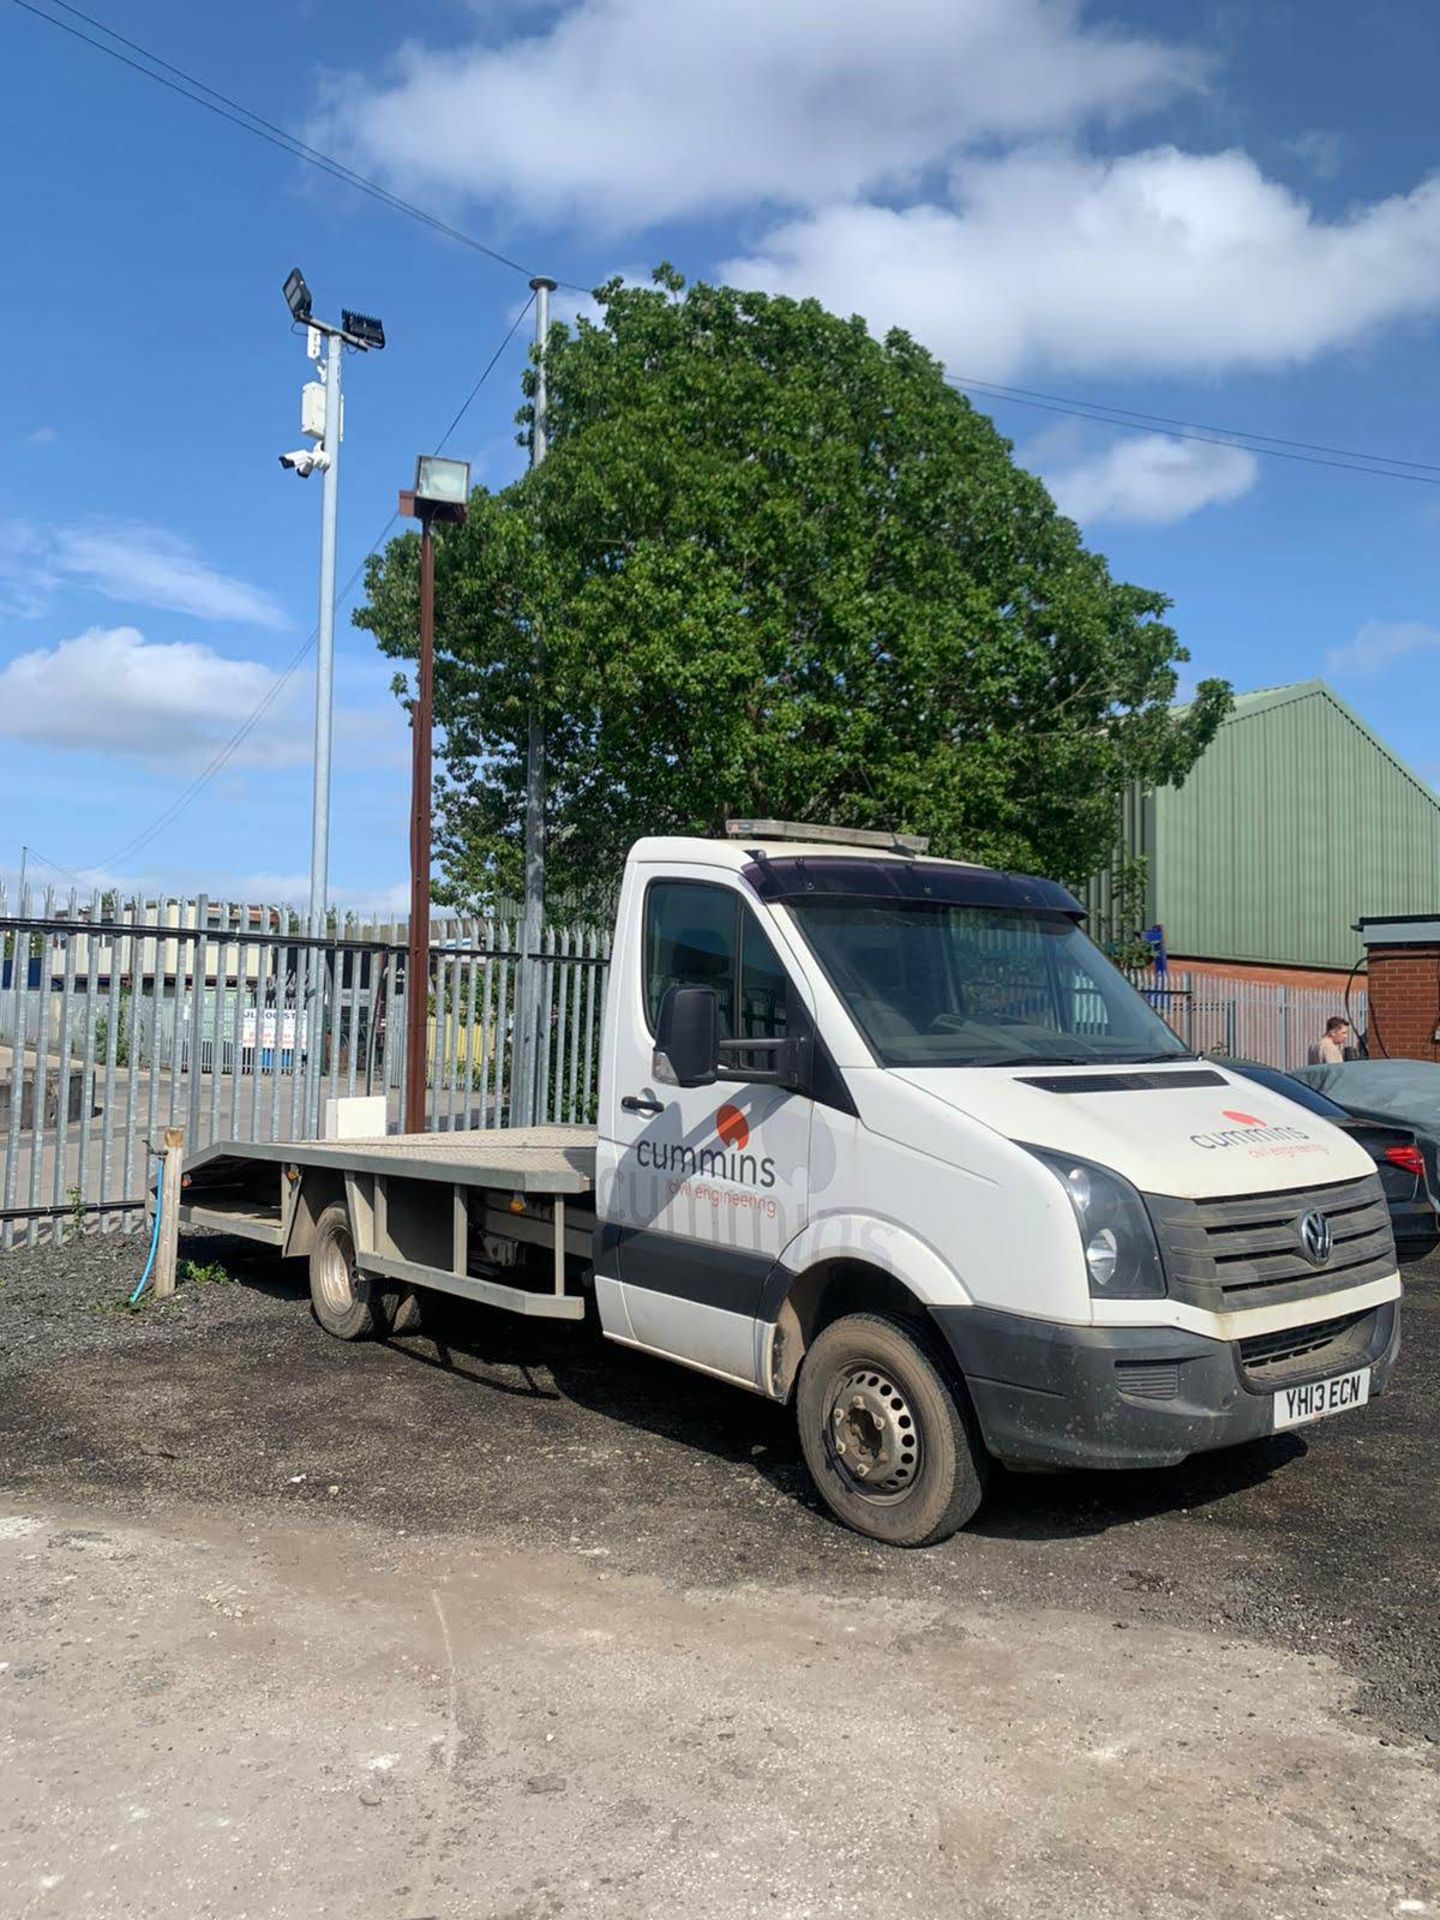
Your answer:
[414,455,471,506]
[283,267,312,323]
[342,309,386,350]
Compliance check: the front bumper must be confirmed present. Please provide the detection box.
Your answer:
[933,1298,1401,1471]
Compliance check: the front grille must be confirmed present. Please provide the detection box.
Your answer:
[1146,1176,1395,1312]
[1239,1309,1373,1384]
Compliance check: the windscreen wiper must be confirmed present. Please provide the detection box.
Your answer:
[975,1053,1101,1068]
[1113,1052,1202,1064]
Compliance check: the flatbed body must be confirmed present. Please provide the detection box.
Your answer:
[181,1125,597,1320]
[185,1125,597,1199]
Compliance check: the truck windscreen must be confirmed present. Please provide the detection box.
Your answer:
[785,901,1189,1068]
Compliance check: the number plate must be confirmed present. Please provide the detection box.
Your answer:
[1272,1366,1370,1431]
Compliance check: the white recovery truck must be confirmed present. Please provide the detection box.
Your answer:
[182,824,1402,1546]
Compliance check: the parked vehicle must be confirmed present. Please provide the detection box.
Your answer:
[1221,1059,1437,1256]
[178,825,1402,1547]
[1292,1060,1440,1237]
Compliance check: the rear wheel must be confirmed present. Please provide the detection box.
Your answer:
[308,1201,381,1341]
[796,1312,987,1547]
[387,1285,429,1336]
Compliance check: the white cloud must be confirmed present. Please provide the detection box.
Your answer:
[1287,128,1343,181]
[1045,432,1258,525]
[1324,619,1440,677]
[313,0,1200,230]
[0,627,309,770]
[56,524,288,628]
[549,285,606,329]
[723,148,1440,380]
[0,859,414,914]
[26,425,57,447]
[314,4,1440,386]
[0,519,287,629]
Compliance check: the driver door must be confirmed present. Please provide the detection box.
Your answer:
[604,872,812,1388]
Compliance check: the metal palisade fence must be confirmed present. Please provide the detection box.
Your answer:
[0,885,1367,1248]
[1128,968,1368,1067]
[0,887,610,1247]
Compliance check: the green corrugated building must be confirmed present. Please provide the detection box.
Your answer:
[1087,681,1440,981]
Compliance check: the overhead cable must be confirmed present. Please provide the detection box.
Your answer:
[946,376,1440,487]
[11,0,589,293]
[85,298,535,876]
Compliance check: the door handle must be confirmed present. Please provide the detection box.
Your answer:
[621,1094,665,1115]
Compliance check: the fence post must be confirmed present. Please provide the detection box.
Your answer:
[153,1125,184,1298]
[185,897,208,1153]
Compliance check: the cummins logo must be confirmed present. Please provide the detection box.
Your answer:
[635,1102,777,1189]
[1190,1108,1313,1150]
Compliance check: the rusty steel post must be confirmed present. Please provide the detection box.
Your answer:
[405,512,435,1136]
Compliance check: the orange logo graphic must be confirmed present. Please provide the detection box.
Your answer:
[1221,1110,1263,1126]
[716,1103,749,1151]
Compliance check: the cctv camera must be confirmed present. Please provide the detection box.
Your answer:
[278,447,330,478]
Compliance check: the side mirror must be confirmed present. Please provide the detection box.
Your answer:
[654,985,719,1088]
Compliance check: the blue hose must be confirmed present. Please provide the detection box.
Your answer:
[129,1157,165,1306]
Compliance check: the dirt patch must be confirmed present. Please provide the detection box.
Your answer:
[1,1233,1438,1915]
[0,1501,1435,1920]
[2,1239,1437,1743]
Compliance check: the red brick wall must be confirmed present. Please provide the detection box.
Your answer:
[1169,956,1358,997]
[1365,946,1440,1062]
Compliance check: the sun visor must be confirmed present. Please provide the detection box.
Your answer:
[739,854,1085,917]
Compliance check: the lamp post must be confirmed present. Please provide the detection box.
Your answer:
[280,269,385,1139]
[398,456,470,1135]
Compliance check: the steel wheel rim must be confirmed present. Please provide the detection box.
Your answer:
[317,1227,356,1314]
[823,1362,922,1501]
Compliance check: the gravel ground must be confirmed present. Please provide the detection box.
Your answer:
[0,1226,295,1377]
[0,1231,1437,1918]
[1,1228,1437,1743]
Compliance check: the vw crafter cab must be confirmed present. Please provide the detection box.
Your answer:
[596,824,1401,1544]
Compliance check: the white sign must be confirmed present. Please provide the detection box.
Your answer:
[241,1007,304,1052]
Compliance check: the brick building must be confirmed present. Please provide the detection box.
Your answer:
[1358,916,1440,1063]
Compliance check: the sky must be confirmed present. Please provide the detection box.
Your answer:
[1,0,1438,910]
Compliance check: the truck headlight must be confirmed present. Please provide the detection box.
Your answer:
[1026,1148,1166,1300]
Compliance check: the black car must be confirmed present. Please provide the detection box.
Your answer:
[1223,1059,1438,1257]
[1291,1059,1440,1229]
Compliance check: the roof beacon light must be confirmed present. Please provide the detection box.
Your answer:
[724,819,930,854]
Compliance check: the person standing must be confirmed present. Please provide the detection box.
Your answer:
[1308,1016,1350,1065]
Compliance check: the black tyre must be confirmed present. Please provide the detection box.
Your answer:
[796,1312,987,1547]
[387,1285,429,1337]
[308,1201,381,1341]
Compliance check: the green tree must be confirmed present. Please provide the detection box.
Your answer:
[357,268,1230,908]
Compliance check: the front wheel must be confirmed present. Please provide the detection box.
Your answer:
[796,1313,987,1547]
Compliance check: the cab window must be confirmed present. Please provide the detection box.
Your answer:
[644,880,791,1039]
[739,909,789,1039]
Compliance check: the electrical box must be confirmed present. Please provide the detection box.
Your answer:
[301,381,327,441]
